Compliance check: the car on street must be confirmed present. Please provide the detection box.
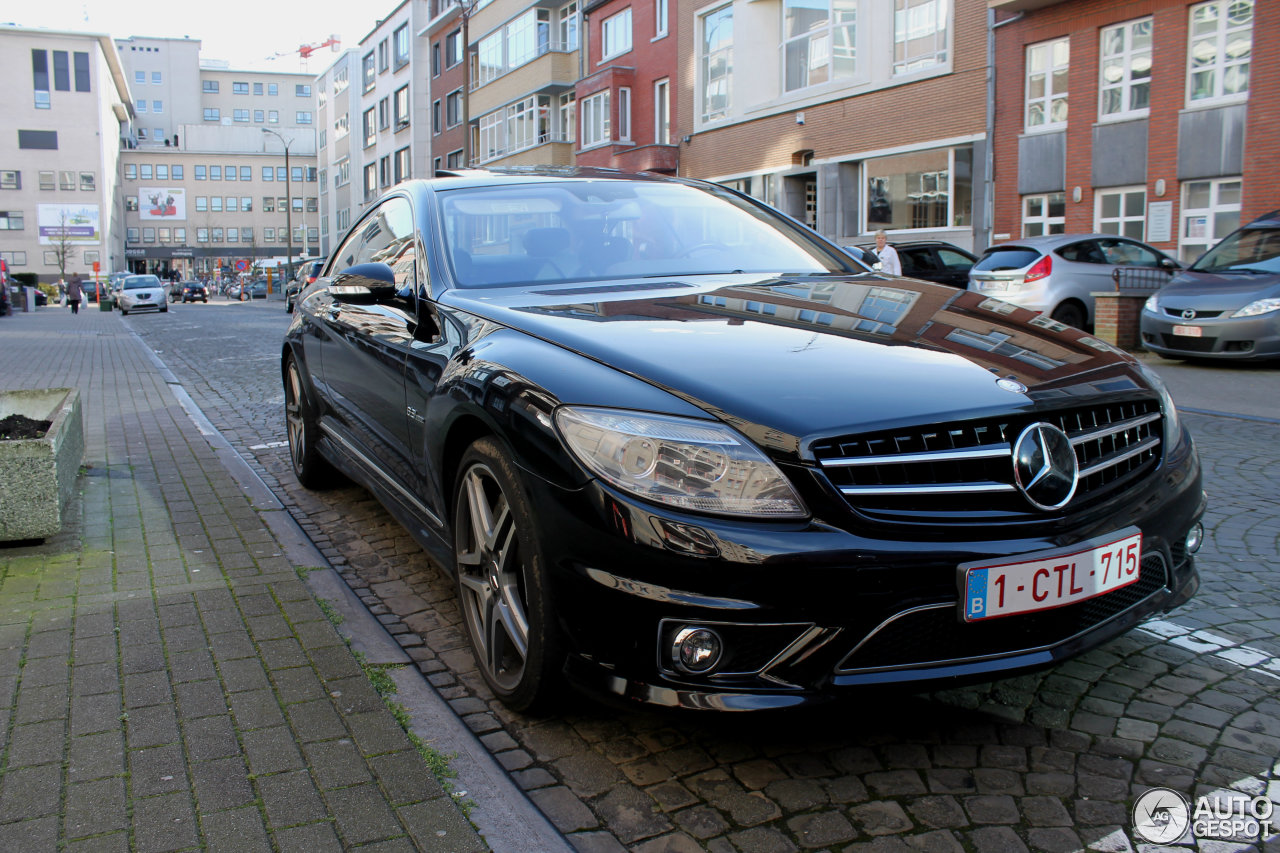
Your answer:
[283,169,1205,712]
[1141,209,1280,361]
[286,258,327,313]
[248,279,269,299]
[968,234,1180,329]
[115,274,168,315]
[180,281,209,303]
[849,241,977,289]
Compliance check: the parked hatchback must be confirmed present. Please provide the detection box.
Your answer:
[1141,209,1280,361]
[115,274,168,315]
[968,234,1180,329]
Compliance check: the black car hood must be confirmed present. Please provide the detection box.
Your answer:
[1159,269,1280,310]
[444,274,1147,455]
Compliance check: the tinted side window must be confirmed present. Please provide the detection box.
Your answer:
[899,248,939,272]
[1098,238,1159,267]
[1057,241,1106,264]
[331,225,363,273]
[973,248,1041,271]
[937,249,974,270]
[356,197,417,296]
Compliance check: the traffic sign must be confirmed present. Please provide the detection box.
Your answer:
[92,261,100,272]
[234,259,249,272]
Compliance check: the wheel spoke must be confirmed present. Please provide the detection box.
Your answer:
[485,497,511,552]
[464,470,493,550]
[456,547,483,566]
[496,584,529,658]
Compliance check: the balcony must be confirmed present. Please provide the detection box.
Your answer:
[472,133,575,168]
[470,49,578,117]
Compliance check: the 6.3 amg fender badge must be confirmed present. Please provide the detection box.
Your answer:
[1012,422,1078,510]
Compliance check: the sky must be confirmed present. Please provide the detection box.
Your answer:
[8,0,391,71]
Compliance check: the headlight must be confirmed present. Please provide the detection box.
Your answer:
[1143,293,1160,314]
[1231,298,1280,318]
[555,406,808,518]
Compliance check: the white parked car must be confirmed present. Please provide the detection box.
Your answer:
[115,274,168,315]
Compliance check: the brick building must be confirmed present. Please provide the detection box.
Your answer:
[574,0,679,173]
[675,0,989,250]
[425,0,469,172]
[990,0,1277,263]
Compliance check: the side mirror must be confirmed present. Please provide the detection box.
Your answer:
[330,262,397,302]
[1159,257,1179,270]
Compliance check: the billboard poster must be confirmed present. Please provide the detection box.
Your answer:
[138,187,187,220]
[38,204,101,245]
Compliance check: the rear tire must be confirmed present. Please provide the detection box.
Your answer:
[284,355,335,489]
[453,438,563,713]
[1050,301,1087,330]
[120,308,128,316]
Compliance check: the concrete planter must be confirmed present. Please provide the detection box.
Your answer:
[0,388,84,542]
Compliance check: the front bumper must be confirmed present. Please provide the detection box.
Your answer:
[528,436,1204,710]
[1141,309,1280,360]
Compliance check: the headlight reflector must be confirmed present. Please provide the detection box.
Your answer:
[1231,298,1280,318]
[555,406,807,518]
[1143,293,1160,314]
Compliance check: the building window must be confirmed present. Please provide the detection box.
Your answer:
[269,110,279,123]
[32,50,50,109]
[241,196,252,211]
[264,227,275,242]
[135,70,145,85]
[1180,177,1240,262]
[269,83,278,96]
[336,158,350,187]
[433,156,442,175]
[306,197,318,212]
[1100,19,1152,119]
[379,156,391,188]
[1025,37,1069,130]
[212,228,223,243]
[0,211,23,230]
[296,84,312,97]
[196,228,208,243]
[53,52,70,91]
[653,80,670,144]
[394,147,410,183]
[74,52,90,91]
[211,197,223,212]
[378,39,389,73]
[211,165,222,180]
[156,165,168,180]
[432,43,441,77]
[196,196,208,212]
[0,171,19,190]
[204,108,220,122]
[560,2,580,50]
[292,166,303,182]
[225,165,237,181]
[195,165,206,180]
[80,172,95,191]
[255,109,265,122]
[602,8,632,59]
[172,165,183,179]
[364,163,377,201]
[157,228,170,244]
[783,0,856,92]
[394,24,410,68]
[363,53,376,91]
[700,5,733,122]
[128,227,141,243]
[137,100,148,113]
[240,166,251,181]
[866,147,972,230]
[581,90,610,148]
[254,82,263,95]
[1187,0,1252,103]
[152,100,163,113]
[394,85,410,128]
[1022,193,1066,237]
[124,164,137,181]
[364,107,377,147]
[433,100,442,134]
[447,150,465,169]
[297,111,313,124]
[1095,187,1146,239]
[142,227,155,243]
[379,97,390,130]
[203,80,219,93]
[446,29,463,67]
[894,0,948,74]
[19,130,58,150]
[446,90,463,127]
[233,82,249,95]
[655,0,668,36]
[151,71,161,85]
[617,88,631,140]
[559,91,576,143]
[234,108,250,122]
[263,197,274,212]
[0,251,27,266]
[138,165,153,181]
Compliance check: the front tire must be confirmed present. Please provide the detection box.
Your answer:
[453,438,563,712]
[284,355,334,489]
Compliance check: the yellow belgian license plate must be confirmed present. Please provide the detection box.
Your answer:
[961,530,1142,622]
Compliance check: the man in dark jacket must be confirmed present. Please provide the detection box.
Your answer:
[67,274,84,315]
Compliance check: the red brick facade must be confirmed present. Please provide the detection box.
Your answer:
[427,3,468,169]
[991,0,1280,255]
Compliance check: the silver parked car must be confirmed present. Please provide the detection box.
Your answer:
[1141,209,1280,361]
[968,234,1180,329]
[115,274,168,315]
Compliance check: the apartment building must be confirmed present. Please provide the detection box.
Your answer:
[0,25,134,281]
[574,0,679,173]
[354,1,432,211]
[467,0,582,167]
[317,50,362,255]
[990,0,1278,262]
[116,36,320,277]
[677,0,989,250]
[425,0,470,172]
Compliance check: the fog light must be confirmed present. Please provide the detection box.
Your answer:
[672,627,723,674]
[1185,523,1204,554]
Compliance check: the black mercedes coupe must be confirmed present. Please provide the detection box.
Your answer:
[283,169,1204,712]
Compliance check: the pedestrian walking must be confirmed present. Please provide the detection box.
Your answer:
[874,230,901,276]
[66,274,84,315]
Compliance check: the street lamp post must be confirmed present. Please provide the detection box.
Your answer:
[261,128,294,287]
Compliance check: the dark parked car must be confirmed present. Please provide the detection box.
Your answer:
[286,258,327,313]
[1141,209,1280,361]
[284,169,1204,712]
[849,241,977,289]
[180,281,209,303]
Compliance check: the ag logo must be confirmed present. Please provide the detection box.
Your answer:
[1133,787,1190,844]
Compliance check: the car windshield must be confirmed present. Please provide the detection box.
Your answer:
[973,247,1042,272]
[1190,227,1280,275]
[436,181,855,289]
[123,275,161,289]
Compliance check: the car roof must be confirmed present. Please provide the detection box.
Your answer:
[981,233,1149,251]
[425,166,687,191]
[1244,209,1280,228]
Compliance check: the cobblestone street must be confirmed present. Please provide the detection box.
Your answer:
[128,299,1280,852]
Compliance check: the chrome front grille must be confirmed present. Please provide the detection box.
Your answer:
[813,400,1163,523]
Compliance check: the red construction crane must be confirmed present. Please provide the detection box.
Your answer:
[267,35,341,67]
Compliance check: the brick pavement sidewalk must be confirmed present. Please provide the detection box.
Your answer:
[0,308,488,851]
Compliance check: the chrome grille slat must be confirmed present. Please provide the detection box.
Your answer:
[811,400,1163,524]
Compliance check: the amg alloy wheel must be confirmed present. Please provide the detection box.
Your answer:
[454,439,561,712]
[284,356,333,488]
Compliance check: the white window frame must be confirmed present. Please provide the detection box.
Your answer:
[1099,18,1152,120]
[1024,37,1069,131]
[1186,0,1252,106]
[700,4,733,123]
[1179,177,1241,263]
[654,79,670,144]
[893,0,948,75]
[1021,192,1066,238]
[1094,186,1147,240]
[782,0,858,92]
[602,8,633,60]
[581,90,610,149]
[655,0,668,37]
[560,2,580,50]
[617,87,631,141]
